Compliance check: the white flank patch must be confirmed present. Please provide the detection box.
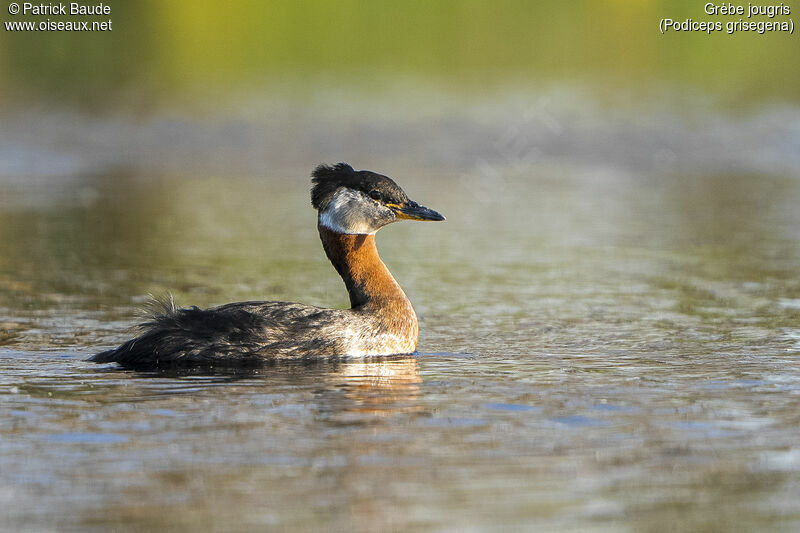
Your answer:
[336,323,416,356]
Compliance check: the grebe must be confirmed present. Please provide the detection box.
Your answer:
[91,163,444,368]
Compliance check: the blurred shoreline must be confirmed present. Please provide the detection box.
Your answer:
[1,85,798,195]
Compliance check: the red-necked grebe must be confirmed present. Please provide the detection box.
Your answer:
[91,163,445,368]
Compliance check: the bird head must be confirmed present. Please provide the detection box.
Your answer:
[311,163,445,235]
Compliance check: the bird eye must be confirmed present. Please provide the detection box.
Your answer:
[368,190,383,202]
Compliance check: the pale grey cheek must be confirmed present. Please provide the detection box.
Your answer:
[320,189,398,234]
[341,202,373,230]
[372,206,396,228]
[347,203,395,233]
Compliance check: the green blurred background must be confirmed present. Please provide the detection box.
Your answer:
[1,0,798,109]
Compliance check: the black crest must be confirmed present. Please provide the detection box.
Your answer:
[311,163,409,210]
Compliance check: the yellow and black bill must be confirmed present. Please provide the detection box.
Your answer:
[388,201,445,221]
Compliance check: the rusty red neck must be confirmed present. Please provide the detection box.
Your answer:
[317,225,411,309]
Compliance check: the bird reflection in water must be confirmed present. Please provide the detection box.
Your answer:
[123,354,423,418]
[329,355,422,417]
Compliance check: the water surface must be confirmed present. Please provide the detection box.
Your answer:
[1,101,800,531]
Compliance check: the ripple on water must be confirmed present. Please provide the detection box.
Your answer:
[2,161,800,531]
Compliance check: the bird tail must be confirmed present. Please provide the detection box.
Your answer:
[90,292,178,363]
